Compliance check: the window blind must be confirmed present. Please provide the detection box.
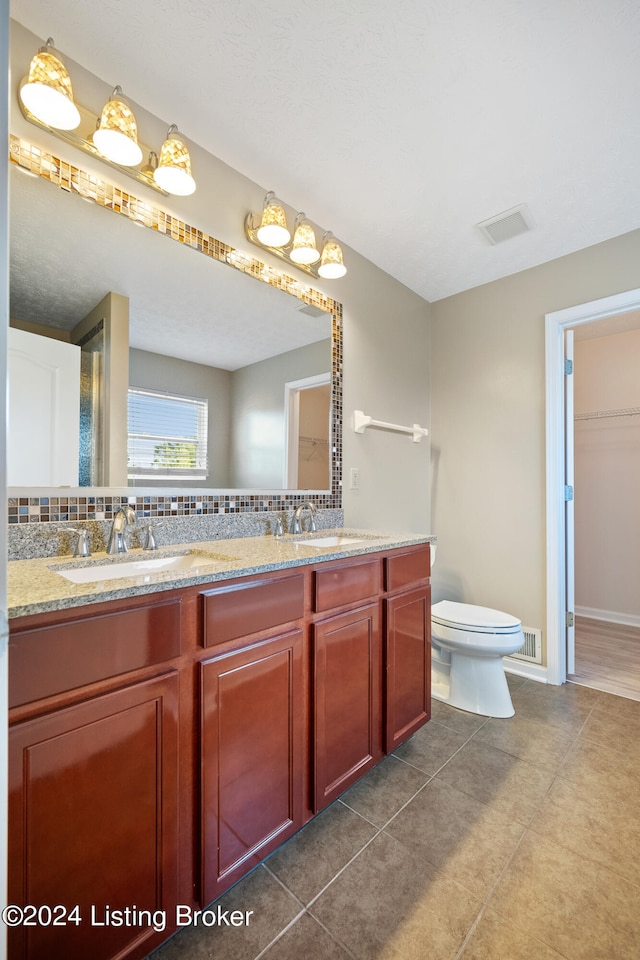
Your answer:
[127,387,208,480]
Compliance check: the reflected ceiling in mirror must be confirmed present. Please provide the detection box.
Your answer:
[8,135,342,509]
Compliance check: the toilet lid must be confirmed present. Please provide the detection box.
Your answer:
[432,600,522,634]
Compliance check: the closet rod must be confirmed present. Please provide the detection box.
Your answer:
[575,405,640,421]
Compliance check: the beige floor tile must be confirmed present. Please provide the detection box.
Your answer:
[384,778,525,897]
[260,913,352,960]
[392,718,469,774]
[490,831,640,960]
[460,906,568,960]
[506,672,528,691]
[528,775,640,885]
[472,713,577,769]
[579,707,640,756]
[558,736,640,803]
[429,699,490,736]
[435,739,555,824]
[510,680,599,730]
[339,754,430,827]
[266,800,377,903]
[591,691,640,722]
[149,866,302,960]
[310,831,481,960]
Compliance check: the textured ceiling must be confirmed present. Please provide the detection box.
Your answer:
[9,0,640,302]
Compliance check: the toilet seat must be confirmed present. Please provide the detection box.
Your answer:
[432,600,521,635]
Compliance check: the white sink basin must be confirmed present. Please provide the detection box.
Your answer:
[296,535,369,548]
[50,550,237,584]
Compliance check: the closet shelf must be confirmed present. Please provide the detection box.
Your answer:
[575,405,640,421]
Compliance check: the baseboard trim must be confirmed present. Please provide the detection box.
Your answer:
[504,658,548,684]
[575,606,640,629]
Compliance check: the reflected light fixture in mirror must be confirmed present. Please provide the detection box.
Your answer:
[246,193,347,280]
[19,37,81,130]
[93,85,143,166]
[154,125,196,196]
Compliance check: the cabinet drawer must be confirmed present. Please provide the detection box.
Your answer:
[202,574,304,647]
[9,598,182,708]
[385,545,431,592]
[313,558,380,613]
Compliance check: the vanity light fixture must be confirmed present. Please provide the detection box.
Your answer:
[245,194,347,279]
[290,214,320,265]
[318,233,347,279]
[93,86,143,167]
[17,40,196,197]
[19,38,81,131]
[256,192,291,246]
[153,125,196,196]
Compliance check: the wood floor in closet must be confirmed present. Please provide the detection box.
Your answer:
[568,615,640,701]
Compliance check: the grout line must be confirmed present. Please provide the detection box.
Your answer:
[250,905,306,960]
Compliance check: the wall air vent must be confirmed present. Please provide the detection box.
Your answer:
[511,626,543,664]
[477,203,535,245]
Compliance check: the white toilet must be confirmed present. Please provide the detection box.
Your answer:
[431,600,524,718]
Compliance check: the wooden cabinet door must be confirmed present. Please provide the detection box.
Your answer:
[200,630,304,905]
[384,586,431,752]
[8,672,179,960]
[313,603,382,812]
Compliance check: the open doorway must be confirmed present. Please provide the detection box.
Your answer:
[284,373,331,490]
[569,317,640,699]
[545,288,640,687]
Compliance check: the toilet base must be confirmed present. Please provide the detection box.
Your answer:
[431,652,515,718]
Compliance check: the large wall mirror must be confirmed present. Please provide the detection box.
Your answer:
[8,138,342,510]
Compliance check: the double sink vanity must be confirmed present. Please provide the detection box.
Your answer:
[8,526,434,960]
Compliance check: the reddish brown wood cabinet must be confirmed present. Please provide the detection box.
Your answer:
[200,629,305,904]
[384,586,431,751]
[8,541,431,960]
[8,672,179,960]
[313,603,382,811]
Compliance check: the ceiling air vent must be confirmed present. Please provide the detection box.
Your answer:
[297,303,327,318]
[477,203,535,245]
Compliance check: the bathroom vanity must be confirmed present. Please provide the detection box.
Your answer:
[7,532,432,960]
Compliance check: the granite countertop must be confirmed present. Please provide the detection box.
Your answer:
[8,528,435,619]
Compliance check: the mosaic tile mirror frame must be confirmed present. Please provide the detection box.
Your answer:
[8,136,343,525]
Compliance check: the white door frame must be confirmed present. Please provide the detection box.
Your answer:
[545,287,640,684]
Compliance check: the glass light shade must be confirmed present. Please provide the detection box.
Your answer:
[93,87,143,166]
[318,236,347,279]
[290,219,320,264]
[256,194,290,247]
[153,127,196,196]
[20,41,80,130]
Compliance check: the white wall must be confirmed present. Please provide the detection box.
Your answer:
[574,328,640,621]
[8,19,432,534]
[431,230,640,662]
[230,339,329,489]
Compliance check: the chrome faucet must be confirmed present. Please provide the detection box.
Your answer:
[106,505,136,555]
[290,501,317,535]
[66,527,91,557]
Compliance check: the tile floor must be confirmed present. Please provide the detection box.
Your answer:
[150,676,640,960]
